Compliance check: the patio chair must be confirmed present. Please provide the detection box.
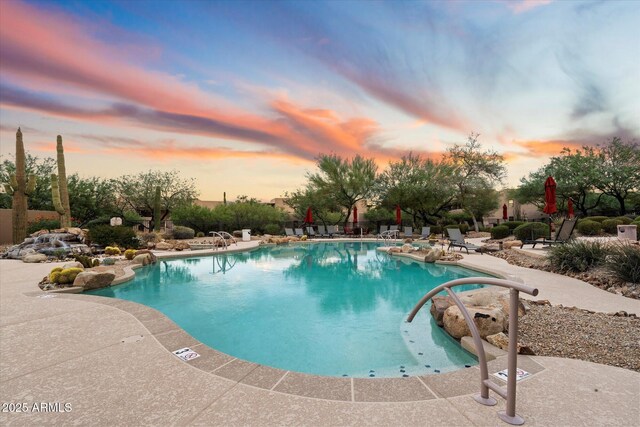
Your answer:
[404,226,413,238]
[389,225,399,232]
[446,228,482,254]
[306,226,317,237]
[294,228,304,237]
[317,225,331,238]
[285,228,294,237]
[327,225,338,237]
[379,225,388,234]
[420,226,431,239]
[520,218,577,248]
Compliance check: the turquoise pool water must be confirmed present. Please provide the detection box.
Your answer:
[89,242,490,377]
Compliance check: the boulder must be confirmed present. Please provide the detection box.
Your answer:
[73,271,116,290]
[174,241,190,251]
[430,296,454,326]
[155,241,173,250]
[232,230,243,238]
[62,261,84,270]
[503,240,523,249]
[30,229,50,238]
[22,253,48,263]
[401,243,414,253]
[131,249,157,265]
[424,248,442,263]
[388,246,401,253]
[443,305,505,339]
[132,253,152,266]
[486,332,509,350]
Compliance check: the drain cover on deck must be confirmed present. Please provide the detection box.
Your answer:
[173,347,200,361]
[493,368,530,381]
[121,335,145,344]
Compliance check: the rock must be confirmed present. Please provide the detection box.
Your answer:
[388,247,401,253]
[481,243,501,252]
[147,242,156,249]
[132,254,152,266]
[486,332,509,350]
[22,253,48,263]
[232,230,243,238]
[401,243,414,253]
[174,241,190,251]
[62,262,84,270]
[443,305,505,339]
[503,240,523,249]
[404,238,413,243]
[30,229,50,237]
[155,241,173,250]
[131,249,157,264]
[65,227,84,237]
[430,296,454,326]
[424,248,442,263]
[73,271,116,290]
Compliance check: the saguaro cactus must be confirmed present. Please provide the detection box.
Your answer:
[153,186,161,232]
[4,128,36,243]
[51,135,71,227]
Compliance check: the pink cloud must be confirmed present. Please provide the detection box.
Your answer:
[502,0,553,14]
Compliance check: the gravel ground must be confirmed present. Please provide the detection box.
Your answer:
[519,302,640,372]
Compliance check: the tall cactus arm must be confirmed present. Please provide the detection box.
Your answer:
[9,174,18,190]
[51,174,65,215]
[26,174,36,195]
[3,183,14,195]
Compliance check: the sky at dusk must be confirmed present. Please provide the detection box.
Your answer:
[1,0,638,201]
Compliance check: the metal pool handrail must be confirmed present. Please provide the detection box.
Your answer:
[376,229,399,246]
[208,231,237,250]
[407,277,539,425]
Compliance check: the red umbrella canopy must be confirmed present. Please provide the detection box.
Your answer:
[396,205,402,225]
[502,204,508,220]
[543,176,558,214]
[352,206,358,224]
[304,207,313,223]
[567,198,574,218]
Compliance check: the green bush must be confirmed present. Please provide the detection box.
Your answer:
[501,221,525,231]
[172,226,195,240]
[548,240,607,273]
[615,216,632,225]
[430,225,443,235]
[581,216,608,223]
[124,249,137,260]
[27,218,61,234]
[196,232,205,238]
[490,225,511,239]
[263,223,282,235]
[513,222,549,241]
[605,243,640,284]
[55,267,84,284]
[88,225,139,248]
[602,219,623,234]
[73,255,93,268]
[576,220,602,236]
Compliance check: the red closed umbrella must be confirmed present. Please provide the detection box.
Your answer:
[543,176,557,214]
[502,203,508,220]
[567,198,574,218]
[396,205,402,225]
[352,206,358,225]
[304,207,313,224]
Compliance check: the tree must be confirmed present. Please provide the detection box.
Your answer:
[284,185,346,226]
[114,170,199,227]
[375,154,456,225]
[0,154,56,210]
[444,134,506,231]
[307,154,378,227]
[66,175,118,227]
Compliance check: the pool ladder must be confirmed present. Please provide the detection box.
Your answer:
[408,277,538,425]
[208,231,237,250]
[376,229,400,246]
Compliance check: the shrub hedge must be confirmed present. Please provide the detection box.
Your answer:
[548,240,607,273]
[581,216,608,223]
[513,222,549,241]
[264,223,282,235]
[615,216,632,225]
[490,225,511,239]
[501,221,525,231]
[172,226,195,240]
[605,243,640,284]
[602,219,623,234]
[88,225,139,248]
[576,220,602,236]
[27,218,61,234]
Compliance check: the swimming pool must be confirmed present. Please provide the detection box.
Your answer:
[89,242,490,377]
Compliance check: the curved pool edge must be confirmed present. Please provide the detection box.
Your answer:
[32,290,546,403]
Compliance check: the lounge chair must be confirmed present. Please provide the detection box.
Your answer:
[379,225,388,234]
[404,226,413,238]
[306,226,316,237]
[446,228,482,254]
[294,228,304,237]
[420,226,431,239]
[317,225,331,238]
[389,225,399,232]
[285,228,294,237]
[327,225,338,237]
[520,218,577,248]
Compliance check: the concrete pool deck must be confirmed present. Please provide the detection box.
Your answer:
[1,241,639,426]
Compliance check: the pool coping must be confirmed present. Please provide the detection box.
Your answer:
[33,239,546,403]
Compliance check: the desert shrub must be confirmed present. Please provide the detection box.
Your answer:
[88,225,139,248]
[49,267,63,282]
[92,258,100,267]
[124,249,137,260]
[576,220,602,236]
[73,255,93,268]
[171,226,195,240]
[490,225,511,239]
[27,218,60,234]
[102,257,116,266]
[513,222,549,241]
[548,240,606,273]
[431,225,443,235]
[104,246,122,256]
[138,232,160,245]
[602,219,623,234]
[263,223,282,235]
[581,216,608,223]
[55,267,84,284]
[605,243,640,284]
[502,221,525,231]
[196,231,205,238]
[615,216,632,225]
